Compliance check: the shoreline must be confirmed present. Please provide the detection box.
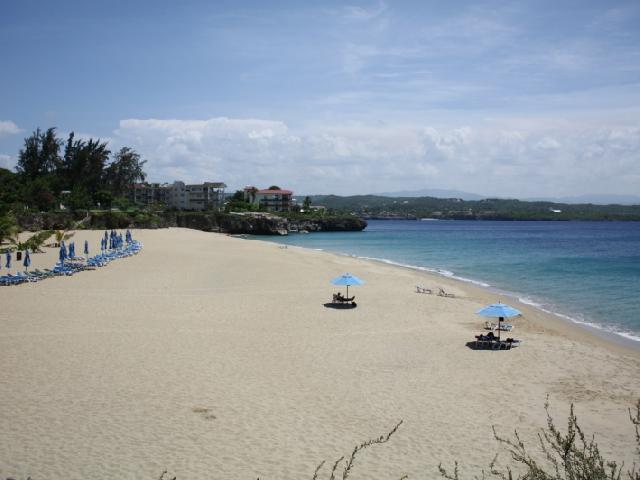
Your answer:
[253,237,640,355]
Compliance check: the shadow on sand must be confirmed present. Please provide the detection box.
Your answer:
[323,302,358,309]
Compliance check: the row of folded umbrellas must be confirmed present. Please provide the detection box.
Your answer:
[1,229,138,276]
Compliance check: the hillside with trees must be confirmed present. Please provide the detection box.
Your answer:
[310,194,640,221]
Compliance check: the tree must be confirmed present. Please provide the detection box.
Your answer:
[104,147,147,197]
[0,213,19,246]
[16,127,62,180]
[26,176,58,211]
[246,186,258,204]
[0,168,22,213]
[303,196,312,211]
[94,190,114,210]
[59,132,111,197]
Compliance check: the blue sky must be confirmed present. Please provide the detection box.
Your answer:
[1,0,639,196]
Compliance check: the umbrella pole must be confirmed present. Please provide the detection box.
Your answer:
[346,285,349,298]
[498,317,503,341]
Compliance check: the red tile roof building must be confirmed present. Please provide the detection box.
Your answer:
[244,186,293,212]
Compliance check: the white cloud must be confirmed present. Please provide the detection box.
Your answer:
[0,121,21,138]
[0,154,16,170]
[342,1,387,22]
[112,116,640,197]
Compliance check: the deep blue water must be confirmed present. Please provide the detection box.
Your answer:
[262,220,640,343]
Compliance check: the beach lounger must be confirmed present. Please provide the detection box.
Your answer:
[332,293,356,305]
[438,288,455,298]
[416,285,432,294]
[485,321,514,332]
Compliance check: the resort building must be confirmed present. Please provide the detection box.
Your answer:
[170,181,227,211]
[128,181,227,211]
[128,183,173,207]
[244,186,293,212]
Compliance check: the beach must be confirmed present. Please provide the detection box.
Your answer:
[1,227,639,479]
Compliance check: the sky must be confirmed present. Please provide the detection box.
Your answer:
[1,0,640,197]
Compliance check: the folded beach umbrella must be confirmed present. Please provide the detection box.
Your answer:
[59,243,67,264]
[476,303,521,340]
[5,251,11,269]
[84,240,89,256]
[69,242,75,259]
[23,249,31,271]
[330,273,365,298]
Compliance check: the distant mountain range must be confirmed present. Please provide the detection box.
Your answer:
[376,188,485,200]
[374,189,640,205]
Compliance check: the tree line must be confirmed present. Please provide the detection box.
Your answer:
[0,127,147,214]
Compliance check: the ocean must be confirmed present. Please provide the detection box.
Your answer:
[261,220,640,344]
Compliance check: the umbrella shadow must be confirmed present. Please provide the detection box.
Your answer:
[323,302,357,309]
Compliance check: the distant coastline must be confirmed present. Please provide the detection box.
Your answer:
[311,194,640,221]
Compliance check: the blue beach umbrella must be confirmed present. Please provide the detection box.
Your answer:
[476,303,522,340]
[23,249,31,271]
[5,251,11,269]
[330,273,365,299]
[59,243,67,264]
[69,241,75,259]
[84,240,89,256]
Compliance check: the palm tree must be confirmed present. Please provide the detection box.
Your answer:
[52,229,75,247]
[0,214,19,247]
[249,186,258,205]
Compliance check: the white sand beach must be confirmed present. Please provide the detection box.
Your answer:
[1,228,639,479]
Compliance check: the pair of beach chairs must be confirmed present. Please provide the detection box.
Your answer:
[415,285,455,298]
[474,334,522,350]
[484,321,514,332]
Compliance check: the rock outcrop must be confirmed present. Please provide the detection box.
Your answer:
[16,211,366,235]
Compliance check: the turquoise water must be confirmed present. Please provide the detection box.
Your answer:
[261,220,640,343]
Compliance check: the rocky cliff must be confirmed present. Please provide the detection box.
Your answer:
[17,211,367,235]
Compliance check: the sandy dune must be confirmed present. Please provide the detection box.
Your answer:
[1,228,638,479]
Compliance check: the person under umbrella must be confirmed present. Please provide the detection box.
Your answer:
[476,302,521,341]
[330,273,365,303]
[23,249,31,272]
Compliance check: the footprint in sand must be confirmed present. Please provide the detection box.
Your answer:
[192,406,217,420]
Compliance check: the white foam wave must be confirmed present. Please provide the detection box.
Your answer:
[518,296,640,343]
[355,255,491,288]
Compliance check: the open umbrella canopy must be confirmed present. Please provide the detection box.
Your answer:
[476,302,521,340]
[476,303,521,318]
[330,273,364,299]
[330,273,365,286]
